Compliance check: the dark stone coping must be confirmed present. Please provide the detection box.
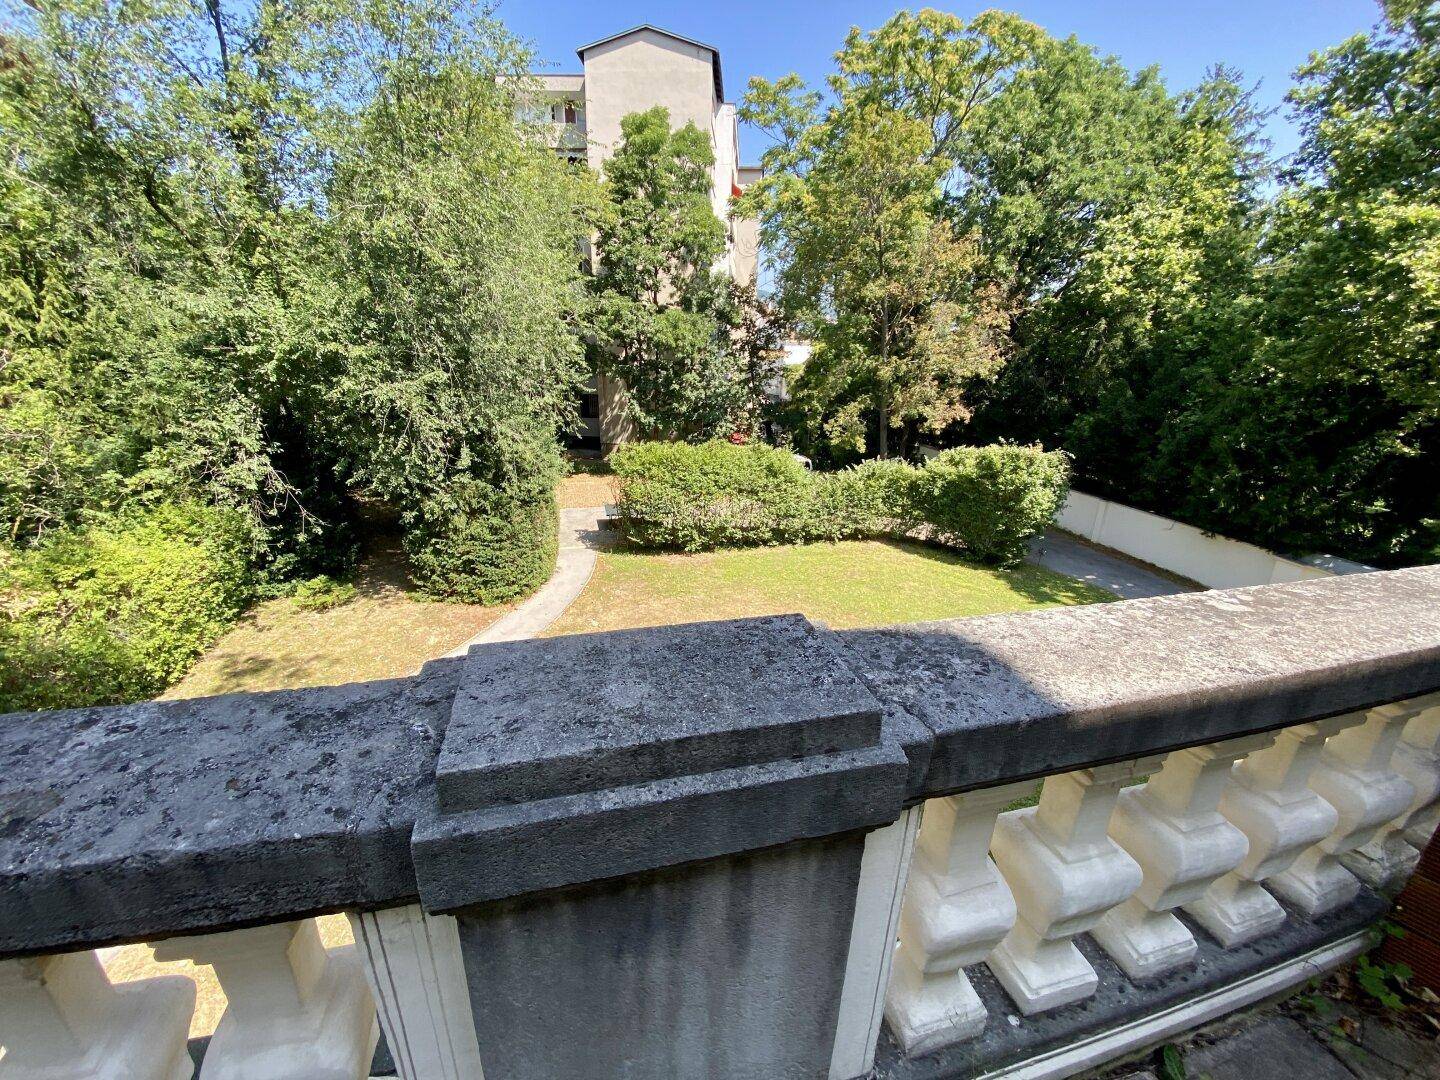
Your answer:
[418,615,905,910]
[0,659,461,958]
[437,615,883,811]
[414,744,907,912]
[840,566,1440,800]
[873,890,1389,1079]
[1,568,1437,956]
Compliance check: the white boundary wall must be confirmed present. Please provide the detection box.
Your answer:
[1057,491,1333,591]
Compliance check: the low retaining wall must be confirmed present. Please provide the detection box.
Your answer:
[1057,490,1363,590]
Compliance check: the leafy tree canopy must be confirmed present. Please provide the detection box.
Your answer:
[588,106,774,441]
[1,0,595,590]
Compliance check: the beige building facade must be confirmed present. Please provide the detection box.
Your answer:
[529,26,761,452]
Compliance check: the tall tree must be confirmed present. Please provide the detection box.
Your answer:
[1,0,358,570]
[318,2,596,599]
[1183,0,1440,565]
[588,106,748,441]
[741,32,1016,460]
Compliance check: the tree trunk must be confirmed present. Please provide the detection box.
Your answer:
[876,393,889,459]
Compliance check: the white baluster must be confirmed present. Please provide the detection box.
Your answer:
[883,782,1032,1054]
[987,757,1163,1013]
[1341,698,1439,890]
[1377,696,1440,856]
[152,919,377,1080]
[347,905,485,1080]
[1271,706,1417,911]
[1093,734,1272,979]
[1185,717,1353,946]
[0,950,194,1080]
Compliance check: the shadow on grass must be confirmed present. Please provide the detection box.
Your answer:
[875,538,1119,608]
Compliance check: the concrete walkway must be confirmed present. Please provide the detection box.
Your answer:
[1027,530,1196,599]
[447,506,616,654]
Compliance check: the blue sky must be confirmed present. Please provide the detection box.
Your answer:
[497,0,1383,164]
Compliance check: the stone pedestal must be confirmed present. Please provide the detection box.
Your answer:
[1272,706,1417,912]
[883,782,1033,1053]
[410,616,910,1080]
[0,951,195,1080]
[1186,718,1351,946]
[1095,734,1272,979]
[459,835,867,1079]
[987,758,1162,1013]
[152,920,377,1080]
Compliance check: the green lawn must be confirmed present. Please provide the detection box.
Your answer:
[546,538,1116,637]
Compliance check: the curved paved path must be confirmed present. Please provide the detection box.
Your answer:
[1027,530,1195,599]
[446,506,616,654]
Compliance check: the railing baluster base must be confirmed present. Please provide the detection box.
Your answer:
[1340,834,1421,892]
[1092,897,1198,981]
[986,919,1098,1015]
[1183,873,1286,949]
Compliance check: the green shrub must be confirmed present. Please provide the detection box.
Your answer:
[915,445,1072,565]
[612,441,816,551]
[611,440,1068,565]
[0,503,254,713]
[292,575,357,612]
[404,489,558,605]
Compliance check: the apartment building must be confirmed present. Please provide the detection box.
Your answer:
[528,25,762,451]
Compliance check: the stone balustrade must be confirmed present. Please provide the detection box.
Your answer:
[2,567,1439,1079]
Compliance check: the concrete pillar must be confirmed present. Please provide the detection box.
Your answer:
[152,919,376,1080]
[987,758,1163,1013]
[1094,734,1273,979]
[883,781,1033,1053]
[0,950,195,1080]
[347,905,485,1080]
[1186,717,1353,946]
[1272,705,1417,910]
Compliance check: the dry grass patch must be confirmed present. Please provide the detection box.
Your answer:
[165,538,507,699]
[557,470,618,509]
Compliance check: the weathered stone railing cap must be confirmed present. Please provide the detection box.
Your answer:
[0,660,461,957]
[436,614,884,811]
[841,565,1440,798]
[411,615,910,912]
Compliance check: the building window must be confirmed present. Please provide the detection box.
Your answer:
[564,103,578,124]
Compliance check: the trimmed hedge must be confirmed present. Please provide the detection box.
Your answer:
[610,441,816,550]
[404,489,558,605]
[916,446,1073,565]
[611,441,1068,565]
[0,503,255,713]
